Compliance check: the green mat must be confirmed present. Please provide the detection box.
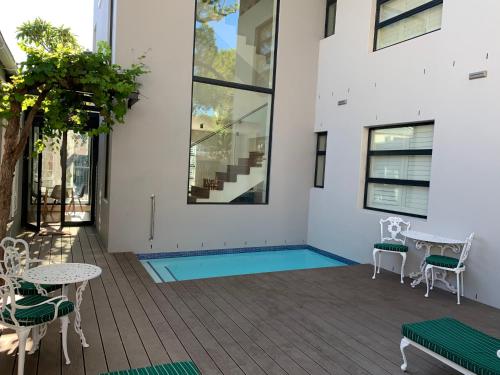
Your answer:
[101,361,201,375]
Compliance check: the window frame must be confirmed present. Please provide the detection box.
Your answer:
[325,0,337,38]
[314,132,327,188]
[363,122,434,219]
[187,0,281,205]
[374,0,443,51]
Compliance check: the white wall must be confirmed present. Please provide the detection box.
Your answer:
[308,0,500,308]
[93,0,113,246]
[99,0,324,253]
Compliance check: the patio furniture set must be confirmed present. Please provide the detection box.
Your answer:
[0,237,101,375]
[372,216,473,305]
[372,217,500,374]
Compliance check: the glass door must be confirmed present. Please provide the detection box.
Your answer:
[22,128,97,230]
[62,131,95,225]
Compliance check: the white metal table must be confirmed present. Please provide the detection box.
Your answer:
[401,230,465,292]
[23,263,102,348]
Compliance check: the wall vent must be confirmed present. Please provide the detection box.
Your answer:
[469,71,487,80]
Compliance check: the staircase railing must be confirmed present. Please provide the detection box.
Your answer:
[190,103,268,148]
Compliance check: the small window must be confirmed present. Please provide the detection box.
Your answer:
[314,132,327,188]
[374,0,443,50]
[325,0,337,38]
[364,123,434,218]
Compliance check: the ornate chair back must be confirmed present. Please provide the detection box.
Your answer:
[0,274,20,326]
[0,237,34,278]
[458,233,475,267]
[380,217,410,245]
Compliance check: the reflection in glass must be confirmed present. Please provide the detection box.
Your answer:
[379,0,433,22]
[325,1,337,37]
[194,0,277,88]
[366,183,429,217]
[65,131,92,223]
[376,4,442,50]
[189,82,271,203]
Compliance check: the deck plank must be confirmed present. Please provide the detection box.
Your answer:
[3,228,500,375]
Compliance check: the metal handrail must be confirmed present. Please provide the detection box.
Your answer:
[190,103,268,148]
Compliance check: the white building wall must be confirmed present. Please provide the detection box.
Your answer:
[93,0,113,246]
[308,0,500,308]
[97,0,323,253]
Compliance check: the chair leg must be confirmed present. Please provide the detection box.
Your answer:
[60,316,71,365]
[400,252,407,284]
[377,252,382,274]
[16,327,31,375]
[456,272,461,305]
[431,267,435,290]
[461,272,465,297]
[372,249,378,279]
[400,337,410,371]
[425,265,432,298]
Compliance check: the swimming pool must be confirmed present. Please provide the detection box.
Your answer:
[139,247,352,283]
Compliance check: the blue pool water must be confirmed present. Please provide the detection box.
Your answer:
[140,249,348,283]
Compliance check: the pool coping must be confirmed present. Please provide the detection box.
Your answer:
[136,245,358,266]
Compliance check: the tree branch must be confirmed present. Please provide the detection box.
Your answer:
[13,90,49,160]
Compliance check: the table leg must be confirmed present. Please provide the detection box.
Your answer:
[74,280,89,347]
[410,241,432,288]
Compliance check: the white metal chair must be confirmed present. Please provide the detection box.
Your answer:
[0,274,73,375]
[372,217,411,284]
[0,237,61,296]
[424,233,474,304]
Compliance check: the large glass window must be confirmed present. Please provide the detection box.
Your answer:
[189,0,279,204]
[374,0,443,50]
[325,0,337,38]
[364,123,434,218]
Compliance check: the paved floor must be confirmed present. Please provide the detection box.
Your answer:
[1,227,499,374]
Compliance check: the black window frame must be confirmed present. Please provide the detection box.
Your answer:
[374,0,443,51]
[314,132,327,188]
[325,0,337,38]
[187,0,281,205]
[363,122,434,219]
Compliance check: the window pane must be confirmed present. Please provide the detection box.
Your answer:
[370,124,434,151]
[379,0,434,22]
[318,134,327,152]
[376,4,442,49]
[366,183,429,216]
[369,155,431,181]
[194,0,278,89]
[315,155,326,187]
[326,2,337,37]
[189,82,271,203]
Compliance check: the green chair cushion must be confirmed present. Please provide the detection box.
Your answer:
[402,318,500,375]
[1,294,74,327]
[17,281,62,296]
[374,243,408,252]
[426,255,461,268]
[100,361,201,375]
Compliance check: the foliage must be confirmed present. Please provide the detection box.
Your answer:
[0,18,148,148]
[196,0,239,23]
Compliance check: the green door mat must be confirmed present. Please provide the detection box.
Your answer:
[100,361,201,375]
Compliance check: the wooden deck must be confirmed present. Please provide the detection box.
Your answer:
[1,227,500,375]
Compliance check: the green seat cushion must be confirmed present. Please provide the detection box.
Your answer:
[374,243,408,252]
[100,361,201,375]
[17,281,62,296]
[402,318,500,375]
[426,255,461,268]
[1,294,74,326]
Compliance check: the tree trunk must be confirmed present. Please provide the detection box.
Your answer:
[0,116,21,241]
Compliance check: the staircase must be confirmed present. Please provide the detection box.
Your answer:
[189,151,265,203]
